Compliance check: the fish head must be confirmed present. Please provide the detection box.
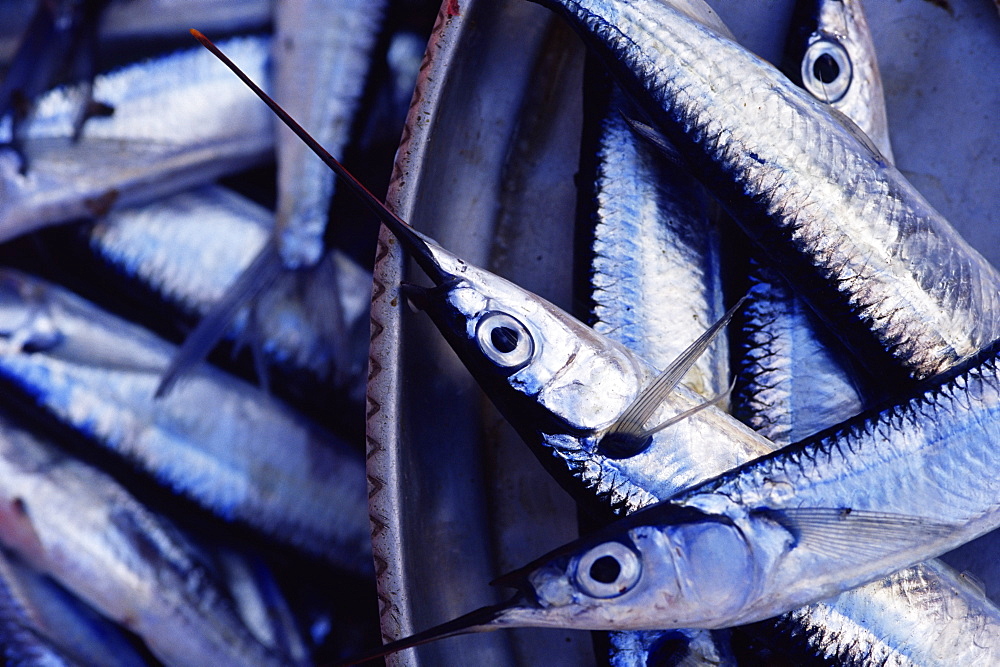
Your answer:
[401,233,645,436]
[338,502,758,664]
[486,501,757,630]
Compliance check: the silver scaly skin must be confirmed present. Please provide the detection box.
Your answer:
[732,262,865,447]
[401,234,773,516]
[587,86,727,397]
[0,270,372,575]
[0,409,287,666]
[733,1,1000,661]
[0,36,273,243]
[530,0,1000,382]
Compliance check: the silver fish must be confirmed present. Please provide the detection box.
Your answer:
[0,0,271,62]
[0,548,150,666]
[585,86,727,397]
[273,0,387,269]
[0,36,273,242]
[0,408,287,666]
[346,339,1000,660]
[158,4,388,395]
[531,0,1000,383]
[581,70,731,665]
[89,185,372,397]
[0,269,372,574]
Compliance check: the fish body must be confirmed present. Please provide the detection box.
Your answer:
[530,0,1000,382]
[405,234,774,516]
[158,5,389,396]
[0,408,286,666]
[0,36,273,241]
[0,270,372,574]
[0,549,150,666]
[273,0,387,269]
[584,84,726,396]
[579,61,730,665]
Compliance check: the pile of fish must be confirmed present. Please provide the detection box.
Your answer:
[0,0,439,663]
[0,0,997,665]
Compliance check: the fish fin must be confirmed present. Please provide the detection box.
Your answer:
[621,115,684,166]
[155,239,283,398]
[760,507,955,562]
[642,379,734,437]
[599,297,745,457]
[826,107,889,167]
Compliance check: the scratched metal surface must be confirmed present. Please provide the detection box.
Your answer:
[367,0,1000,665]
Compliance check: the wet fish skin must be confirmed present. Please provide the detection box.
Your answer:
[498,341,1000,631]
[732,262,865,447]
[0,409,287,666]
[580,66,731,665]
[585,85,726,397]
[0,36,273,242]
[771,559,1000,665]
[354,337,1000,659]
[0,270,372,574]
[530,0,1000,382]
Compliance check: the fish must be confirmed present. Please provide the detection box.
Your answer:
[0,547,151,666]
[88,185,372,399]
[0,405,289,666]
[0,35,273,242]
[0,0,272,63]
[341,336,1000,662]
[581,82,727,397]
[190,26,778,516]
[529,0,1000,384]
[0,269,373,575]
[156,1,388,396]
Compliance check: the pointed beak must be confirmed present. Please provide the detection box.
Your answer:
[332,596,530,666]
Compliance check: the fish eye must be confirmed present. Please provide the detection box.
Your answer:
[801,39,852,103]
[475,312,534,370]
[575,541,641,598]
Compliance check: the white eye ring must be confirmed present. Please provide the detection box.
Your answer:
[575,541,641,599]
[801,39,852,103]
[475,312,534,370]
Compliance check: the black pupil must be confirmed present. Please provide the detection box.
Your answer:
[589,555,621,584]
[813,53,840,83]
[490,326,519,353]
